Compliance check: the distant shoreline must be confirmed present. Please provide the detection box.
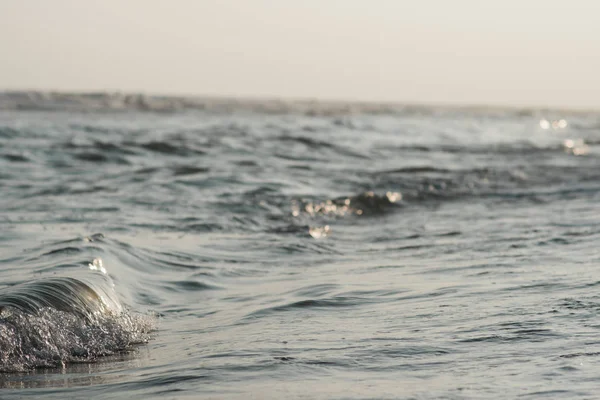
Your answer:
[0,89,597,115]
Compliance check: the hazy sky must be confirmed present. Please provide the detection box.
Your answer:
[1,0,599,108]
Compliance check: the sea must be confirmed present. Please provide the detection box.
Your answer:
[1,91,600,399]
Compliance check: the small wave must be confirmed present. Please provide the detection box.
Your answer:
[377,141,586,156]
[133,140,207,156]
[171,165,210,177]
[245,297,363,319]
[274,135,369,159]
[1,153,30,163]
[164,280,221,292]
[0,267,154,372]
[292,191,402,218]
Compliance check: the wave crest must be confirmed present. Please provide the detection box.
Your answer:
[0,272,121,321]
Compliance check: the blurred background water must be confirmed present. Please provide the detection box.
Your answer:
[1,92,600,399]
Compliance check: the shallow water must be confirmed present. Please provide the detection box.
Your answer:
[1,92,600,398]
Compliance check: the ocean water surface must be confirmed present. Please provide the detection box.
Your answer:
[1,92,600,399]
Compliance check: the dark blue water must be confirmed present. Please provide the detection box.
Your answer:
[1,92,600,399]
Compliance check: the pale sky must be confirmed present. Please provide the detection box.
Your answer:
[1,0,599,109]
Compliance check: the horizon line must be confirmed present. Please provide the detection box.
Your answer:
[1,87,598,114]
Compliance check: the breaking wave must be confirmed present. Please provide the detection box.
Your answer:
[0,262,154,372]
